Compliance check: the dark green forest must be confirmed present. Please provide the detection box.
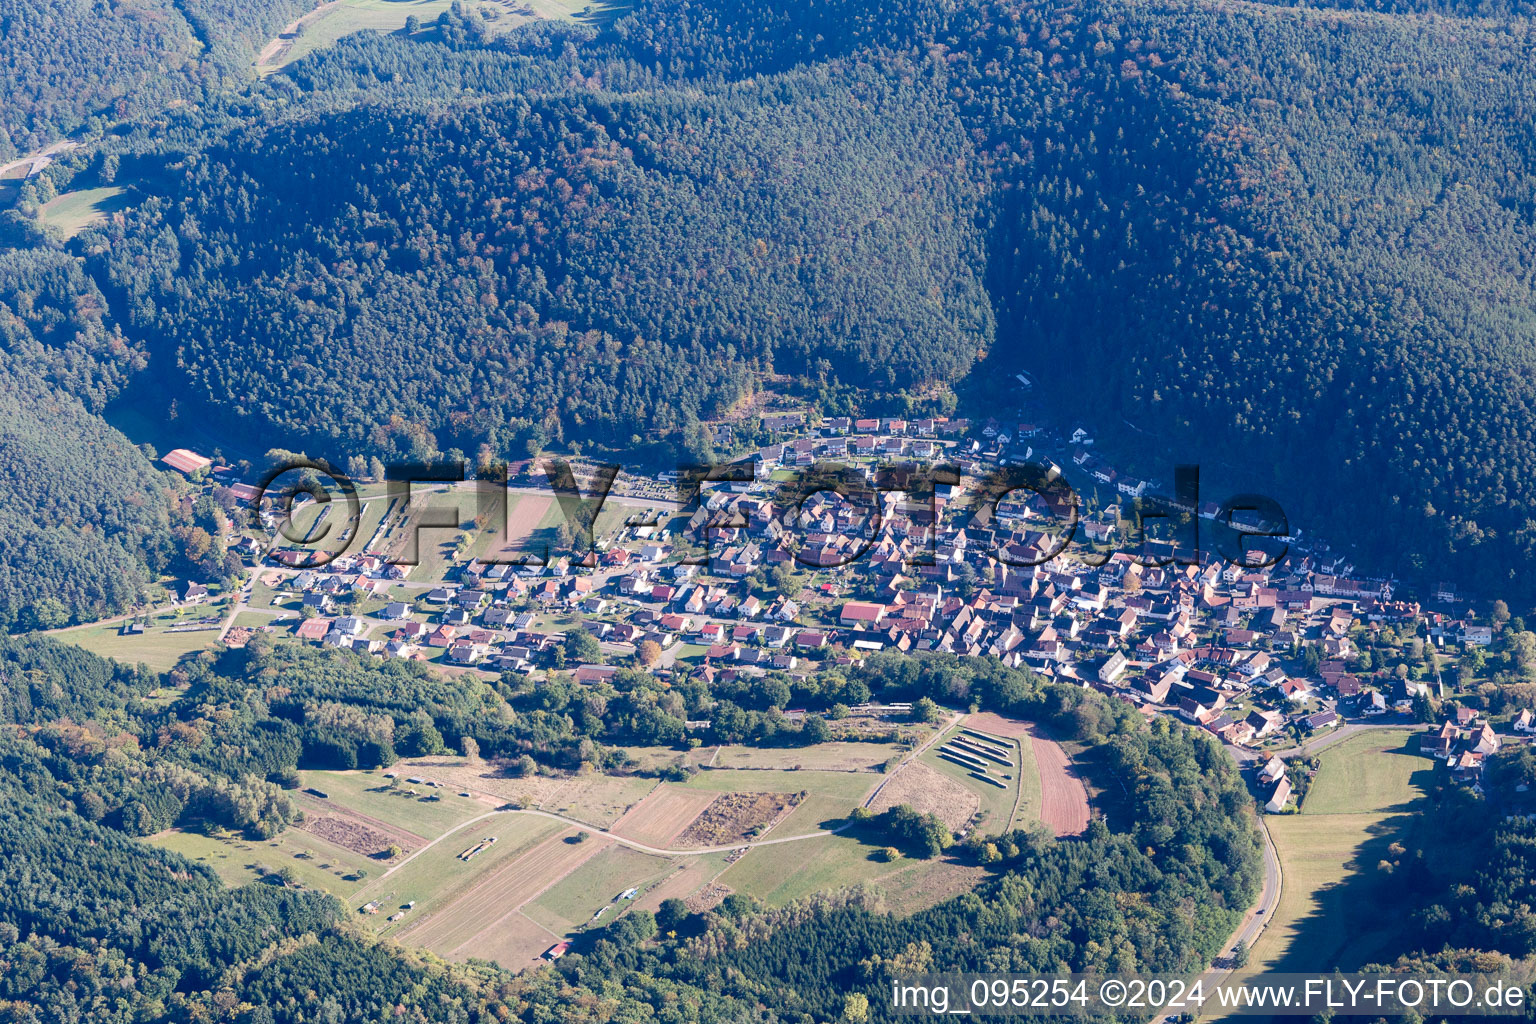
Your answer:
[0,248,170,630]
[96,61,992,459]
[0,0,309,158]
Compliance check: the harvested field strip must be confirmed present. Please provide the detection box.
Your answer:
[631,851,732,917]
[609,786,716,847]
[450,910,558,967]
[1029,725,1090,837]
[399,830,604,954]
[524,845,674,932]
[971,771,1008,789]
[961,713,1034,739]
[489,493,555,558]
[361,814,562,931]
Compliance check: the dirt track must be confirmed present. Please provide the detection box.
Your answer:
[255,1,342,68]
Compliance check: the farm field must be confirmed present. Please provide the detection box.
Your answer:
[149,749,999,972]
[362,812,565,937]
[678,768,878,840]
[675,790,804,846]
[916,721,1040,834]
[866,858,990,915]
[397,827,607,956]
[398,757,658,826]
[718,832,885,906]
[1226,731,1432,1002]
[1027,725,1089,836]
[631,851,733,916]
[451,910,561,966]
[708,738,912,772]
[473,492,554,560]
[611,744,716,772]
[522,844,674,931]
[679,767,876,802]
[255,0,574,73]
[868,761,978,831]
[610,786,718,847]
[716,829,983,913]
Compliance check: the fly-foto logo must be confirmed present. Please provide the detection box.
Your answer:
[249,458,1288,571]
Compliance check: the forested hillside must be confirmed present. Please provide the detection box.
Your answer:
[0,249,168,629]
[97,58,991,459]
[20,0,1523,595]
[962,0,1536,594]
[0,0,308,158]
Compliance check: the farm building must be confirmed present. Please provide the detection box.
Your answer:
[162,448,213,475]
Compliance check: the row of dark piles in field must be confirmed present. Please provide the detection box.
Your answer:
[938,728,1013,789]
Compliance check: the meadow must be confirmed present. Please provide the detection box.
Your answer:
[53,599,231,671]
[38,186,131,237]
[1227,728,1430,997]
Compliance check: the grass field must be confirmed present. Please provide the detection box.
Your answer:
[362,813,565,937]
[301,770,486,839]
[1300,729,1430,814]
[680,768,876,798]
[523,844,674,931]
[275,494,391,562]
[398,758,658,826]
[717,830,981,912]
[53,602,230,671]
[257,0,556,72]
[719,832,888,906]
[709,740,910,772]
[151,826,378,897]
[1231,729,1430,992]
[39,186,131,237]
[917,724,1036,832]
[382,488,477,582]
